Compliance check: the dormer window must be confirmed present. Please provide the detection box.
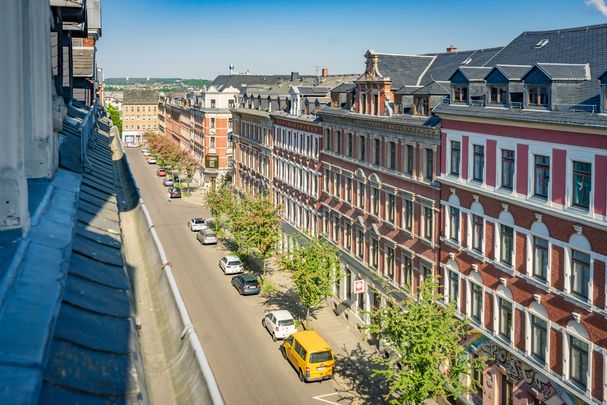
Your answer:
[413,95,430,116]
[453,86,468,103]
[528,85,549,107]
[489,85,507,105]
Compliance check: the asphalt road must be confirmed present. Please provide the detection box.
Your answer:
[127,149,347,405]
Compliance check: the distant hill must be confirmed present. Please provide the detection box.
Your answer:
[105,78,212,89]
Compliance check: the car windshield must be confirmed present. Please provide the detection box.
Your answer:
[194,219,205,224]
[244,280,258,286]
[228,261,241,266]
[206,232,216,237]
[309,350,332,363]
[278,319,294,327]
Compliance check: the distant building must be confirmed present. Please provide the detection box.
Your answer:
[122,89,159,144]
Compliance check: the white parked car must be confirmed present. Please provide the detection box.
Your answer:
[141,148,149,154]
[188,218,208,232]
[219,255,243,275]
[147,157,157,164]
[262,310,297,341]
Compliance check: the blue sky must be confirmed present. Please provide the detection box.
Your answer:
[97,0,607,79]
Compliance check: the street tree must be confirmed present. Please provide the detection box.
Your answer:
[176,148,199,193]
[203,184,236,233]
[229,194,280,276]
[281,237,342,321]
[368,278,485,405]
[107,104,122,133]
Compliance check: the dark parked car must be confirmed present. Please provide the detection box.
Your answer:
[231,274,261,295]
[169,187,181,198]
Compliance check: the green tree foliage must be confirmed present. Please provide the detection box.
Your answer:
[203,185,236,233]
[107,104,122,133]
[281,238,342,320]
[229,195,281,275]
[368,279,485,404]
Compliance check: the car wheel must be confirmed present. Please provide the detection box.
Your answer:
[280,346,287,359]
[298,369,305,382]
[272,333,277,342]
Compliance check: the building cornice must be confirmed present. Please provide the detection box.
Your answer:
[318,109,440,140]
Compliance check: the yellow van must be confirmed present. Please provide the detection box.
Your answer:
[280,330,334,382]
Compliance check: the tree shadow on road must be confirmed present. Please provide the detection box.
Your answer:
[260,287,308,321]
[333,343,391,405]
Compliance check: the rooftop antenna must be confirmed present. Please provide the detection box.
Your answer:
[229,64,235,75]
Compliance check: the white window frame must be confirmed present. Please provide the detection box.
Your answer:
[524,302,550,370]
[525,220,551,286]
[563,233,594,306]
[565,152,595,213]
[493,286,514,345]
[465,271,484,326]
[528,146,553,201]
[495,211,515,268]
[562,321,592,396]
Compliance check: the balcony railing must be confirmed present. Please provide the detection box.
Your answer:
[553,103,597,113]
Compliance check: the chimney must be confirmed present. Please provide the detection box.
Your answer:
[446,45,457,54]
[321,68,329,77]
[291,71,300,81]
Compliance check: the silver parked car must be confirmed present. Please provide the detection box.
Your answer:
[197,229,217,245]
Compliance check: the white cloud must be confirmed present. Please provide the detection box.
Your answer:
[586,0,607,16]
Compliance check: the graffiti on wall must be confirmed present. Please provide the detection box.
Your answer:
[480,343,581,405]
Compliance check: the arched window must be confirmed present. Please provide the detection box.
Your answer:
[563,319,591,390]
[444,259,460,310]
[565,233,592,303]
[447,194,461,242]
[526,301,549,366]
[466,267,484,325]
[527,219,550,283]
[468,201,485,254]
[497,210,515,267]
[493,284,514,344]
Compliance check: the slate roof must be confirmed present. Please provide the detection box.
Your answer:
[374,53,435,88]
[419,47,504,85]
[331,82,356,93]
[456,66,494,82]
[295,86,332,95]
[39,117,146,403]
[434,103,607,127]
[533,63,591,81]
[411,81,450,95]
[0,109,146,403]
[490,64,532,80]
[123,89,159,104]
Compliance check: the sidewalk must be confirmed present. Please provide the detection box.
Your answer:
[264,263,390,404]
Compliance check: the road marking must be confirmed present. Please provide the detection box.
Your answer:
[312,393,342,405]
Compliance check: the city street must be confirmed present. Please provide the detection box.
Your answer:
[126,149,351,405]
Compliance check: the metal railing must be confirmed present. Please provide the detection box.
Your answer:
[553,103,597,113]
